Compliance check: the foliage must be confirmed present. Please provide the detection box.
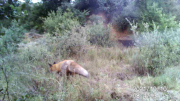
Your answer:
[19,3,47,33]
[0,0,73,33]
[49,26,88,58]
[0,45,54,100]
[43,8,79,36]
[0,0,18,19]
[0,21,26,57]
[42,0,71,13]
[86,17,114,47]
[138,2,178,32]
[75,0,179,32]
[75,0,135,21]
[126,22,180,75]
[87,14,106,24]
[151,0,180,21]
[60,2,89,25]
[111,0,140,32]
[0,1,29,33]
[75,0,140,32]
[153,66,180,89]
[0,19,12,33]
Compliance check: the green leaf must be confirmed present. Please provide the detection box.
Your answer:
[10,5,15,9]
[0,33,5,36]
[21,4,26,10]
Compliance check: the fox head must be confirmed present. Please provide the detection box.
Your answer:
[49,62,57,72]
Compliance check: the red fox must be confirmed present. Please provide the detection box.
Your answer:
[49,60,89,78]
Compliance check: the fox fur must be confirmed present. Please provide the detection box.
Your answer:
[49,60,89,78]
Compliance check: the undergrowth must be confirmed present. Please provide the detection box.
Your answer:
[1,13,180,101]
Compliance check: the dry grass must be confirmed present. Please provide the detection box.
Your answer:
[47,46,136,101]
[65,46,180,101]
[1,34,180,101]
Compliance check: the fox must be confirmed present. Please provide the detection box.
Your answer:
[49,60,89,78]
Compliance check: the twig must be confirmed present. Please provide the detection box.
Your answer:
[1,60,10,101]
[44,90,50,101]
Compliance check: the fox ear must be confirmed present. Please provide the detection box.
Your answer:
[53,62,56,64]
[48,63,52,67]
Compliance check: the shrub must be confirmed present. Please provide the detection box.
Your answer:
[19,3,45,33]
[0,21,26,57]
[43,8,79,36]
[112,1,179,33]
[60,2,89,25]
[19,2,67,33]
[87,14,106,24]
[153,66,180,89]
[126,22,180,75]
[152,0,180,21]
[86,19,114,47]
[49,26,89,58]
[0,46,57,100]
[138,3,178,32]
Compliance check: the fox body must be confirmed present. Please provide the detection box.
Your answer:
[49,60,89,78]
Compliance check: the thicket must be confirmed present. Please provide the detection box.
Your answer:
[0,0,86,33]
[137,2,178,32]
[18,3,46,33]
[43,8,80,36]
[0,21,26,57]
[86,15,114,47]
[48,26,89,58]
[75,0,180,32]
[125,21,180,75]
[0,0,29,33]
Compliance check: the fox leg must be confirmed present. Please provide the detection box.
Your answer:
[61,64,69,79]
[67,71,76,76]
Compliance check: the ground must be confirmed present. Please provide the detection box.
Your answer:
[16,32,180,101]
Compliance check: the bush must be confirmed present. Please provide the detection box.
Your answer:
[60,2,89,25]
[126,23,180,75]
[152,0,180,21]
[0,21,26,57]
[0,45,57,100]
[138,3,178,32]
[48,26,89,58]
[43,8,79,36]
[0,29,87,100]
[87,14,106,24]
[112,1,179,33]
[153,66,180,89]
[19,3,45,33]
[86,18,114,47]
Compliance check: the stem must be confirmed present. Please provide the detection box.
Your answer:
[1,60,10,101]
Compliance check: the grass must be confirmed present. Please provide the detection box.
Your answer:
[1,37,179,100]
[0,37,136,100]
[1,23,180,100]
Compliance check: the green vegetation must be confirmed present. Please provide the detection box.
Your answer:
[86,15,114,47]
[43,8,79,35]
[125,22,180,75]
[0,21,26,57]
[138,2,178,31]
[1,0,180,100]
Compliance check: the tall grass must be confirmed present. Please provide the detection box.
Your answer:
[0,40,130,100]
